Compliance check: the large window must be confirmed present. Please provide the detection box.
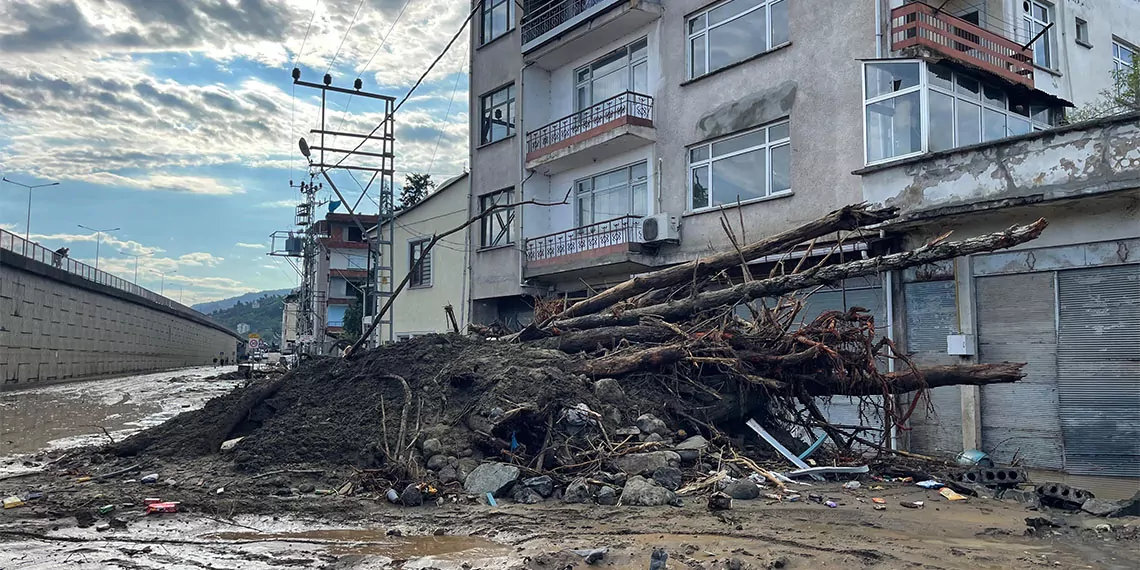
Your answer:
[688,121,790,211]
[687,0,789,79]
[480,189,514,248]
[480,84,515,145]
[1022,0,1054,69]
[1114,39,1135,73]
[575,38,648,110]
[864,61,1060,164]
[481,0,513,45]
[409,239,432,288]
[576,162,648,225]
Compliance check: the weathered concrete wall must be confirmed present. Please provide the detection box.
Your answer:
[860,112,1140,219]
[1,252,241,388]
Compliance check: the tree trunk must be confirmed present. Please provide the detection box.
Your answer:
[552,219,1047,331]
[802,363,1027,396]
[567,345,688,376]
[533,325,679,353]
[553,204,899,321]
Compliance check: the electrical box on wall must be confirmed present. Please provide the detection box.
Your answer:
[947,334,976,356]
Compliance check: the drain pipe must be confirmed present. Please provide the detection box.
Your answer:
[875,0,884,58]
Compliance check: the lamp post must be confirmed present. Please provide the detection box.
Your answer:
[121,250,152,283]
[151,269,176,295]
[1,177,59,245]
[77,224,120,271]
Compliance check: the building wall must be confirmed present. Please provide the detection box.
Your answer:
[1,254,240,388]
[1029,0,1140,107]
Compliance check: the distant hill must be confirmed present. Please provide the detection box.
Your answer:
[192,289,292,314]
[204,292,289,345]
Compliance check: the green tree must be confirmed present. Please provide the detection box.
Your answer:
[343,298,363,341]
[1067,64,1139,123]
[399,172,435,209]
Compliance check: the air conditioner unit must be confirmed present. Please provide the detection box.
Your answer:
[639,214,680,244]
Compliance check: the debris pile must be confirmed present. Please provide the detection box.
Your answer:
[102,204,1052,506]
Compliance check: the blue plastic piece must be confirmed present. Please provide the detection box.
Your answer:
[798,433,828,460]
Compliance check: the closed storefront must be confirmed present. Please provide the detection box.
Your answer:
[902,277,962,455]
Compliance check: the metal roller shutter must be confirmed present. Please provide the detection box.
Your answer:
[903,280,963,456]
[975,273,1063,469]
[1057,265,1140,477]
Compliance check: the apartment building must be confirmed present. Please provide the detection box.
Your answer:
[467,0,1139,484]
[313,212,379,339]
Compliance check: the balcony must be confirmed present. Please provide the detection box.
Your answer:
[890,2,1034,88]
[524,215,652,281]
[522,0,662,69]
[525,91,654,174]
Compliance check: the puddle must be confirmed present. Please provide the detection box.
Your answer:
[0,389,153,455]
[206,529,510,558]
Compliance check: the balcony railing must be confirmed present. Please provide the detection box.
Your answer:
[891,2,1034,87]
[522,0,616,46]
[525,215,643,262]
[526,91,653,156]
[1,228,190,313]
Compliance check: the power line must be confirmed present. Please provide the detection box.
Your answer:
[428,40,469,174]
[326,0,369,74]
[292,0,322,67]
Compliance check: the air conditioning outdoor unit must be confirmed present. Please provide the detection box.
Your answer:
[639,214,680,244]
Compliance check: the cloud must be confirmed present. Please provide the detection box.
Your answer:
[29,231,163,256]
[236,242,266,249]
[257,199,301,209]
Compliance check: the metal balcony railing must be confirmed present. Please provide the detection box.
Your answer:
[891,2,1034,87]
[1,227,191,312]
[526,91,653,156]
[522,0,617,45]
[525,215,643,262]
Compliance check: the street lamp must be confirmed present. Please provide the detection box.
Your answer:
[77,224,120,271]
[121,250,153,283]
[151,269,176,295]
[1,177,59,244]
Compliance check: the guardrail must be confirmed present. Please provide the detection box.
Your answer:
[522,0,618,46]
[891,2,1034,87]
[526,91,653,156]
[0,228,188,312]
[525,215,643,262]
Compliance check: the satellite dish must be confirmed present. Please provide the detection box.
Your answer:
[299,137,311,158]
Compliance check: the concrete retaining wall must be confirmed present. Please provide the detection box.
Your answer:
[1,251,241,388]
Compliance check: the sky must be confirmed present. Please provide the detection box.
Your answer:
[0,0,471,306]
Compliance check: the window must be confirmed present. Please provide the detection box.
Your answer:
[576,162,648,225]
[480,189,514,247]
[687,0,789,79]
[345,280,357,296]
[688,121,790,210]
[347,226,363,242]
[1022,1,1054,69]
[1075,18,1090,47]
[409,240,431,288]
[1114,39,1135,73]
[575,38,648,110]
[480,0,513,45]
[863,61,1060,164]
[480,84,515,145]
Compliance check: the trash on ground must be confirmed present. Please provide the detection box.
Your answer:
[939,487,968,501]
[3,496,25,509]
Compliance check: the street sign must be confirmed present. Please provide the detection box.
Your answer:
[248,338,261,351]
[248,333,260,339]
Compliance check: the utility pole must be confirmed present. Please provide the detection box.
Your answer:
[78,224,120,271]
[2,177,59,247]
[151,269,176,295]
[121,250,152,283]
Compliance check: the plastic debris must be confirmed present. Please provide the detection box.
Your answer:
[900,501,924,509]
[98,504,115,514]
[843,481,861,490]
[745,419,823,480]
[145,502,179,514]
[916,480,944,489]
[386,489,400,503]
[141,473,159,484]
[486,492,498,507]
[956,449,994,468]
[220,437,245,451]
[143,498,162,505]
[940,487,968,501]
[872,497,886,504]
[825,500,838,508]
[76,476,92,483]
[24,491,44,501]
[808,493,824,504]
[3,496,25,509]
[786,465,870,478]
[873,504,887,511]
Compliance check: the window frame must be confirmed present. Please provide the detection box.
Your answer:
[687,121,791,212]
[1022,0,1055,69]
[686,0,789,80]
[574,161,650,226]
[480,0,514,45]
[1113,38,1135,72]
[1074,18,1091,47]
[479,83,516,146]
[479,189,515,248]
[574,37,649,111]
[409,239,432,289]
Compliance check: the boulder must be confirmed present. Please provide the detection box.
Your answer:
[438,466,460,485]
[620,476,677,507]
[674,435,709,462]
[426,454,449,472]
[400,484,423,507]
[522,475,554,498]
[596,486,618,506]
[652,467,683,491]
[636,414,670,437]
[463,463,520,498]
[708,492,732,510]
[613,451,669,475]
[1082,498,1128,518]
[593,378,626,404]
[564,478,595,504]
[457,458,480,484]
[643,433,664,443]
[513,486,544,504]
[724,479,760,500]
[422,438,443,457]
[298,483,316,494]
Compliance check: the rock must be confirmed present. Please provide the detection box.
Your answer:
[768,556,788,569]
[270,476,288,488]
[708,492,733,511]
[1025,516,1065,529]
[674,435,709,462]
[1082,498,1127,517]
[463,463,520,498]
[570,547,609,565]
[613,451,669,475]
[438,466,460,485]
[564,478,595,504]
[724,479,760,500]
[522,475,554,498]
[457,458,480,484]
[596,486,618,505]
[664,451,681,467]
[636,414,670,437]
[220,437,245,451]
[620,476,676,507]
[643,433,664,443]
[652,467,683,491]
[727,557,745,570]
[616,427,640,437]
[163,479,177,487]
[1113,491,1140,517]
[426,454,449,472]
[998,487,1039,505]
[401,484,423,507]
[95,522,111,532]
[422,438,444,457]
[513,486,543,504]
[594,378,626,404]
[604,406,623,426]
[298,483,316,494]
[274,488,294,496]
[459,448,474,458]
